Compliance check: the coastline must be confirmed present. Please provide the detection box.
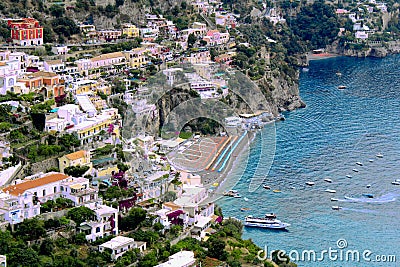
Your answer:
[201,130,257,203]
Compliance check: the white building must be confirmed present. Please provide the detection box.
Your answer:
[98,236,146,260]
[44,60,65,74]
[155,251,196,267]
[51,45,69,55]
[0,255,5,267]
[79,202,119,242]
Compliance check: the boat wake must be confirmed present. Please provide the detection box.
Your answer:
[341,192,399,203]
[340,207,377,214]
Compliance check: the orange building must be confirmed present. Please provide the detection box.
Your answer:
[18,71,65,98]
[8,18,43,46]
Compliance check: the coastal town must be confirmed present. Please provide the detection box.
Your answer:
[0,0,399,266]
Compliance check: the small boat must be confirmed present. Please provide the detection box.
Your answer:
[352,168,359,172]
[332,206,342,210]
[376,153,383,158]
[366,184,371,188]
[263,185,271,190]
[336,71,342,76]
[325,189,336,193]
[362,194,374,198]
[324,178,332,183]
[302,67,309,72]
[346,175,352,178]
[233,194,242,198]
[244,197,249,201]
[240,207,251,212]
[338,85,347,89]
[306,181,315,186]
[331,198,339,201]
[391,181,400,185]
[369,159,374,162]
[356,162,363,166]
[273,189,281,193]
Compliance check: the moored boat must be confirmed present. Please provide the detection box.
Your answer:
[331,198,339,201]
[352,168,359,172]
[332,206,342,210]
[346,175,352,178]
[391,181,400,185]
[263,185,271,190]
[338,85,347,89]
[356,162,363,166]
[306,181,315,186]
[362,194,374,198]
[324,178,332,183]
[376,153,383,158]
[325,189,336,193]
[273,189,281,193]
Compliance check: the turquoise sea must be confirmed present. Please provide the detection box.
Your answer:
[218,55,400,266]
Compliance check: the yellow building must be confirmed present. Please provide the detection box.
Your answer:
[122,24,140,38]
[59,150,92,174]
[123,48,148,69]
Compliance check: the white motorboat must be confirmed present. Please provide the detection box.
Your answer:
[346,175,352,178]
[331,198,339,201]
[392,181,400,185]
[356,162,363,166]
[324,178,332,183]
[306,181,315,186]
[244,197,249,201]
[332,206,342,210]
[369,159,374,162]
[244,213,290,230]
[352,168,359,172]
[325,189,336,193]
[366,184,371,188]
[376,153,383,158]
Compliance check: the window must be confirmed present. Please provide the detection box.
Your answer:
[60,186,64,192]
[42,189,46,196]
[96,227,101,233]
[54,186,57,193]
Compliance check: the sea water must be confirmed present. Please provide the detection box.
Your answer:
[218,55,400,266]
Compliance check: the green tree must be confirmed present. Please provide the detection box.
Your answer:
[64,165,90,177]
[8,247,41,267]
[119,208,146,231]
[187,33,197,48]
[59,134,80,149]
[207,236,227,260]
[14,218,46,241]
[153,222,164,231]
[67,206,96,226]
[50,4,64,18]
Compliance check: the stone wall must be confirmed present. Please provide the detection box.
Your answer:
[37,209,68,221]
[30,157,59,175]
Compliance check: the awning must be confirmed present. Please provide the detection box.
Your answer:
[70,184,84,190]
[78,224,91,231]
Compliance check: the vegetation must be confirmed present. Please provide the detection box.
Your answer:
[67,206,96,226]
[64,165,90,177]
[291,1,340,49]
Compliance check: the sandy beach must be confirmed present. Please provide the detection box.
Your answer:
[199,131,256,202]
